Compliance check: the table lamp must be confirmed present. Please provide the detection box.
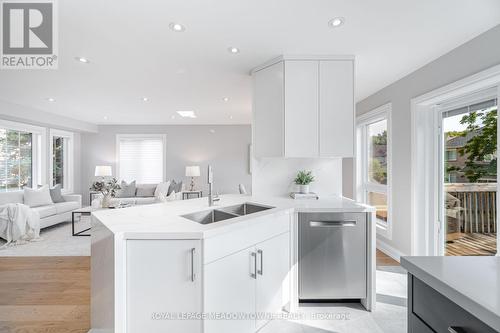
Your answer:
[185,166,200,191]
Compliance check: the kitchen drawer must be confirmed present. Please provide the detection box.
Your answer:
[203,210,290,264]
[411,276,497,333]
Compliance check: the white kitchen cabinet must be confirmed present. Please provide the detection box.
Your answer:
[252,55,354,158]
[204,232,290,333]
[126,239,202,333]
[253,61,284,157]
[204,247,256,333]
[319,60,354,157]
[255,232,290,330]
[284,61,319,157]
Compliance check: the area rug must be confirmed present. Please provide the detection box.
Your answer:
[0,218,90,256]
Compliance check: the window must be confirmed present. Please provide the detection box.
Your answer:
[0,120,46,192]
[445,149,457,161]
[49,129,74,192]
[357,103,392,238]
[117,134,166,184]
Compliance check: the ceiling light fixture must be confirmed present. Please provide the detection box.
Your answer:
[228,47,240,54]
[103,116,108,120]
[169,22,186,32]
[177,110,197,118]
[141,97,149,102]
[46,97,56,102]
[75,57,90,63]
[328,17,345,28]
[223,97,229,102]
[229,115,234,120]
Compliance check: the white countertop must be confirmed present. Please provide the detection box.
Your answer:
[92,194,374,239]
[401,256,500,331]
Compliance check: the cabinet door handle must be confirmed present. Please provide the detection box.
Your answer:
[448,327,467,333]
[190,248,196,282]
[250,252,257,279]
[257,249,263,276]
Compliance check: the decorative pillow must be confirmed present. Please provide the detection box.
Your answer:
[116,180,136,198]
[49,184,65,203]
[166,190,177,202]
[24,185,54,207]
[167,180,177,196]
[173,181,183,193]
[136,184,157,197]
[154,181,171,198]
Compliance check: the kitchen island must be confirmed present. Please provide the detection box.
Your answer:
[401,256,500,333]
[90,194,376,333]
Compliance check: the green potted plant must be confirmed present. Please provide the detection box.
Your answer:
[294,170,314,194]
[90,178,121,208]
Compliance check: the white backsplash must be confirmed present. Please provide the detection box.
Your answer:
[251,157,343,197]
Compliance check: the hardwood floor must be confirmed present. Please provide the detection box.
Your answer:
[0,256,90,333]
[376,249,399,266]
[0,251,397,332]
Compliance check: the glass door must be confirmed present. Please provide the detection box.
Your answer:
[441,98,498,256]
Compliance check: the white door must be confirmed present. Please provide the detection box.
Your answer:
[253,61,285,157]
[255,232,290,330]
[204,246,257,333]
[126,240,202,333]
[284,60,319,157]
[319,60,354,157]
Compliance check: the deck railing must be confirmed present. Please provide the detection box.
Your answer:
[445,183,497,234]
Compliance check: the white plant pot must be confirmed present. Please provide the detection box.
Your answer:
[297,184,310,194]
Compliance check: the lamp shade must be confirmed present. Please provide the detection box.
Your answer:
[185,166,200,177]
[95,165,112,177]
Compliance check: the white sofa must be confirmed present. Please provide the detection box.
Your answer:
[0,191,82,229]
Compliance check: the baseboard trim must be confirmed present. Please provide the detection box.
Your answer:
[377,238,406,263]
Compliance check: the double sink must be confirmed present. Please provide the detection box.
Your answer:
[182,202,274,225]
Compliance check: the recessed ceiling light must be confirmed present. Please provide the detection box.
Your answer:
[171,115,176,119]
[177,110,197,118]
[209,129,216,134]
[229,115,234,120]
[103,116,108,120]
[228,47,240,54]
[328,17,345,28]
[223,97,229,102]
[141,97,149,102]
[75,57,90,63]
[169,22,185,32]
[46,97,56,102]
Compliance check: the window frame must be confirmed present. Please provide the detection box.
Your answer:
[0,119,47,191]
[356,103,393,239]
[116,134,167,184]
[49,129,74,193]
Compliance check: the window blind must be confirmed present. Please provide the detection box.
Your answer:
[118,136,164,184]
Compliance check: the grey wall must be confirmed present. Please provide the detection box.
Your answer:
[81,125,251,205]
[344,24,500,256]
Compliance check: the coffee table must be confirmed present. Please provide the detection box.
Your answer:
[72,206,97,237]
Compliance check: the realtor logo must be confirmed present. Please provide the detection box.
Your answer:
[1,0,58,69]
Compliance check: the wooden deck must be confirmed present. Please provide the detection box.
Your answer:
[446,232,497,256]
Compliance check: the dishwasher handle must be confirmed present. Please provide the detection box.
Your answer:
[309,220,356,227]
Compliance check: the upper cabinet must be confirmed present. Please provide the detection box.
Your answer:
[252,56,354,158]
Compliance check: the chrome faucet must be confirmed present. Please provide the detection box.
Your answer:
[207,165,220,206]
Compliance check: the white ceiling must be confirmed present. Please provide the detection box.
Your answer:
[1,0,499,125]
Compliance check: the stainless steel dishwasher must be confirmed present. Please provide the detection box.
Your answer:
[298,212,367,301]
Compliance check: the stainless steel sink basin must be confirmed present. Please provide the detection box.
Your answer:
[181,209,238,225]
[181,202,274,225]
[217,202,274,216]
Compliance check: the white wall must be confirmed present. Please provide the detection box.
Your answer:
[252,158,342,197]
[345,24,500,256]
[81,125,251,205]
